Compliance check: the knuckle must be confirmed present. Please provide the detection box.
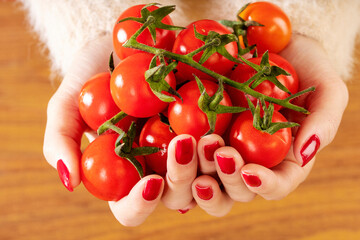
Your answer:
[230,192,256,202]
[166,172,195,186]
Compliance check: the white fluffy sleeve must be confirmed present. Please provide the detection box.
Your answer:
[21,0,360,80]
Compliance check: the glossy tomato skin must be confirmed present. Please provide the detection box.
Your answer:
[168,80,233,140]
[78,72,136,131]
[239,2,291,54]
[229,110,291,168]
[172,19,238,83]
[110,52,177,118]
[139,115,177,176]
[113,4,176,60]
[228,57,290,110]
[80,134,145,201]
[267,53,299,94]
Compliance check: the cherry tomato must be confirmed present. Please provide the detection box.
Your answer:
[80,134,145,201]
[78,72,136,131]
[168,79,233,140]
[228,57,290,110]
[229,110,291,168]
[139,115,177,176]
[113,4,176,60]
[267,53,299,94]
[239,1,291,53]
[172,19,238,83]
[110,52,177,118]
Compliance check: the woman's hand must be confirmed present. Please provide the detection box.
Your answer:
[191,34,349,216]
[43,34,200,226]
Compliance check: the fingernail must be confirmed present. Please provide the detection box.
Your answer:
[57,159,73,192]
[175,137,193,165]
[204,141,221,161]
[178,209,190,214]
[216,153,236,174]
[142,178,163,201]
[195,184,213,200]
[242,171,262,187]
[300,134,320,167]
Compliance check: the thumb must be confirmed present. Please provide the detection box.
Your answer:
[43,85,86,191]
[280,34,349,167]
[293,77,348,167]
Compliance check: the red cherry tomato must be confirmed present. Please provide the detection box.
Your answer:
[139,115,177,176]
[80,134,145,201]
[168,80,233,140]
[110,52,177,118]
[172,19,238,83]
[228,57,290,110]
[239,2,291,53]
[78,72,135,131]
[113,4,176,60]
[268,53,299,94]
[229,110,291,168]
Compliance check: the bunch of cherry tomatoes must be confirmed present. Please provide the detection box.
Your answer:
[77,2,303,201]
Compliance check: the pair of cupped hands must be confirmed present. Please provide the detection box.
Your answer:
[43,34,348,226]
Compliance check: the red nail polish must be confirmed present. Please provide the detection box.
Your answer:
[195,185,213,200]
[142,178,163,201]
[300,134,320,167]
[57,159,73,192]
[216,153,236,174]
[178,209,189,214]
[242,172,261,187]
[175,137,193,165]
[204,141,220,161]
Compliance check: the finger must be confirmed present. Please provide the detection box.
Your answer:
[214,147,256,202]
[280,35,349,167]
[43,88,86,191]
[197,134,225,174]
[293,78,348,167]
[43,35,116,191]
[108,175,164,227]
[177,200,197,214]
[192,175,234,217]
[241,150,314,200]
[162,135,198,210]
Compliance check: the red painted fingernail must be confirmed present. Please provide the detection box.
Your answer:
[300,134,320,167]
[195,184,213,200]
[142,178,163,201]
[175,137,193,165]
[204,141,221,161]
[242,172,262,187]
[216,153,236,174]
[178,209,190,214]
[57,159,73,192]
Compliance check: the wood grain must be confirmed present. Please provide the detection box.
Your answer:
[1,2,360,240]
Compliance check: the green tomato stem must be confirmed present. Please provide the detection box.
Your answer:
[123,17,313,114]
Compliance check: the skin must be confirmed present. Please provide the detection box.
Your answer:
[43,34,348,224]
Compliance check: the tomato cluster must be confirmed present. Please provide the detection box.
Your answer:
[77,2,302,201]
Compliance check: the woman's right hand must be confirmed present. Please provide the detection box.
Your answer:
[43,35,199,227]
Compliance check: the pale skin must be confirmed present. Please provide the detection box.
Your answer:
[43,33,348,226]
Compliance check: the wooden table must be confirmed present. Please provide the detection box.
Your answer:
[1,2,360,240]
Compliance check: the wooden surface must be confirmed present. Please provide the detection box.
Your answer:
[1,2,360,240]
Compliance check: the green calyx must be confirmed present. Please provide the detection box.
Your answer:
[240,51,291,94]
[97,113,159,178]
[117,3,185,45]
[144,54,182,102]
[192,26,240,64]
[218,2,263,54]
[195,76,246,136]
[248,98,299,135]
